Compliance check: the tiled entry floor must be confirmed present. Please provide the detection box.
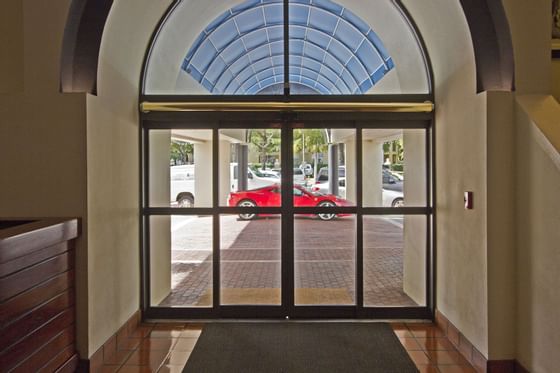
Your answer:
[160,215,417,307]
[93,322,477,373]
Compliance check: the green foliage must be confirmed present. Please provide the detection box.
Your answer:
[391,163,404,172]
[170,140,193,165]
[293,129,328,157]
[383,139,404,164]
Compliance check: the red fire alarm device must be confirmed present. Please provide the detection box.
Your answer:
[464,191,474,209]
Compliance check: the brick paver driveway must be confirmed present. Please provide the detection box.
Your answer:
[159,215,416,307]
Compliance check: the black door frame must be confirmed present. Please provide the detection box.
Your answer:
[140,108,434,320]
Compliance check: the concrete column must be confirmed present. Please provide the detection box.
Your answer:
[343,141,354,203]
[328,143,339,196]
[237,144,249,191]
[148,130,171,305]
[403,130,427,305]
[219,140,231,205]
[362,140,383,205]
[194,141,212,207]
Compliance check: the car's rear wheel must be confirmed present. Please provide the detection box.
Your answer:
[237,199,257,220]
[177,194,194,208]
[317,201,336,221]
[391,198,404,208]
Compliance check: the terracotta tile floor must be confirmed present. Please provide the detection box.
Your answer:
[95,322,477,373]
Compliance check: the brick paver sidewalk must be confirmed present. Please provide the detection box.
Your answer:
[160,215,416,307]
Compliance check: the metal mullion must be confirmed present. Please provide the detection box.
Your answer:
[145,207,213,215]
[142,111,433,124]
[425,126,431,313]
[282,123,294,313]
[140,94,434,103]
[216,121,284,129]
[428,120,436,316]
[356,126,364,309]
[358,120,430,129]
[212,128,220,313]
[283,0,289,96]
[219,207,282,214]
[361,207,431,215]
[291,121,354,129]
[142,121,218,130]
[142,128,151,311]
[291,206,357,214]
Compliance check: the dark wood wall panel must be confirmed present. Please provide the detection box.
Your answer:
[54,354,79,373]
[0,242,69,278]
[0,218,79,372]
[0,251,74,302]
[12,326,75,373]
[0,291,74,351]
[0,308,74,371]
[0,270,74,327]
[0,220,78,262]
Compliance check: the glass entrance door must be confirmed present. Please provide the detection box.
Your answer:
[142,118,432,319]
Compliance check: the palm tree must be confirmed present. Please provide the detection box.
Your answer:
[248,129,281,169]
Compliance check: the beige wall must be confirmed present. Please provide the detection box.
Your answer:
[0,1,23,94]
[515,95,560,373]
[404,0,489,355]
[486,91,516,359]
[503,0,551,94]
[553,59,560,101]
[0,0,89,355]
[85,0,172,357]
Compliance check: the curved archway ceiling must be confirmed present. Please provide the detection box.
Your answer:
[182,0,394,95]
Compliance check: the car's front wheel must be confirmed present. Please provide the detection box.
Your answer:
[237,199,257,220]
[316,201,336,221]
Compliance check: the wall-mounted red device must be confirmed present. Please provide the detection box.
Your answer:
[464,191,474,209]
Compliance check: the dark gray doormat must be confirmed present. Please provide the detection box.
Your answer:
[183,322,418,373]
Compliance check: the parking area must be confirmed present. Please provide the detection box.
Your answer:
[159,215,416,307]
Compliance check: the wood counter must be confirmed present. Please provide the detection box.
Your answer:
[0,218,79,372]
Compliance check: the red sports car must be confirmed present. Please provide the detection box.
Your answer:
[227,184,352,221]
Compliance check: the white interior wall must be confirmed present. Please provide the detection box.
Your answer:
[403,0,489,355]
[86,0,173,357]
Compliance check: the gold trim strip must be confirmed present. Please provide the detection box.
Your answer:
[140,101,434,113]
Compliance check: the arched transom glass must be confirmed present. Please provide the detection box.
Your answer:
[144,0,430,95]
[182,0,394,94]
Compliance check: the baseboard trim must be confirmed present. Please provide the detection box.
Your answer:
[435,310,530,373]
[78,310,141,372]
